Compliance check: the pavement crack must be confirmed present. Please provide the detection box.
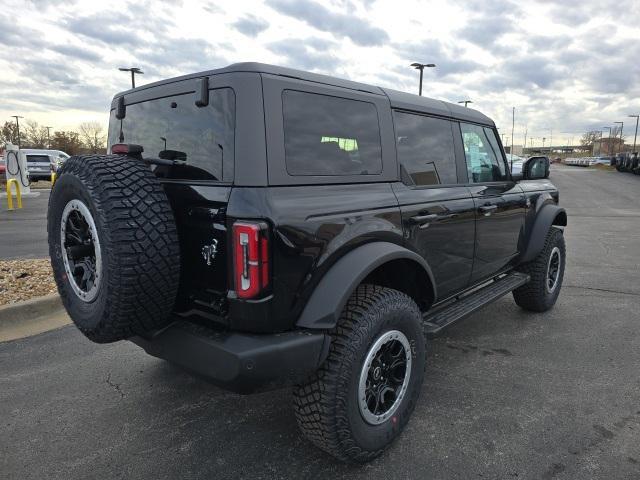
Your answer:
[563,284,640,297]
[105,373,125,399]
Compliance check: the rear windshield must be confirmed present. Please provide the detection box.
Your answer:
[26,155,50,163]
[282,90,382,176]
[108,88,235,181]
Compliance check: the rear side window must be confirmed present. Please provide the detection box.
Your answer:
[459,123,508,183]
[26,155,50,163]
[282,90,382,176]
[393,111,457,185]
[108,88,235,181]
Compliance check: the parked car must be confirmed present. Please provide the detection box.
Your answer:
[21,148,69,182]
[47,62,567,463]
[629,153,640,175]
[506,153,525,174]
[592,156,612,166]
[0,158,5,176]
[51,150,70,173]
[624,152,635,172]
[20,149,70,181]
[614,152,630,172]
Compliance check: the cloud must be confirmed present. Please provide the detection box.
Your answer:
[2,0,640,144]
[266,0,389,46]
[136,37,227,75]
[393,39,481,79]
[460,17,513,46]
[64,12,144,46]
[49,44,103,62]
[480,56,566,92]
[451,0,521,48]
[268,38,339,71]
[233,15,269,37]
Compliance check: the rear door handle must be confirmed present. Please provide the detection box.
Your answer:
[479,204,498,215]
[409,213,457,229]
[409,214,439,224]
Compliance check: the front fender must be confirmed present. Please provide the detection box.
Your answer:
[521,205,567,263]
[296,242,436,330]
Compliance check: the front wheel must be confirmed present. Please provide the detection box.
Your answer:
[513,227,566,312]
[293,285,426,463]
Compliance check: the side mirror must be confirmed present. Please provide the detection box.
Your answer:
[523,156,550,180]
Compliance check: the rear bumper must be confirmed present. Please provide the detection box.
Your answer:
[130,320,329,394]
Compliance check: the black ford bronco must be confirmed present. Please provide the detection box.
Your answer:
[48,63,567,462]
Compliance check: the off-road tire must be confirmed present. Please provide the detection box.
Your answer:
[513,227,565,312]
[293,285,426,463]
[48,155,180,343]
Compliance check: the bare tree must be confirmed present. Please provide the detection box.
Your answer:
[23,120,49,148]
[580,130,600,149]
[0,121,19,145]
[79,121,107,153]
[51,131,84,156]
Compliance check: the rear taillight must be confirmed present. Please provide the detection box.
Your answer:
[233,221,270,299]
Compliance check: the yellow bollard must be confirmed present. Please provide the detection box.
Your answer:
[6,179,22,210]
[51,172,57,185]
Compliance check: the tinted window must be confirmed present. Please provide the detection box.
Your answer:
[26,155,50,163]
[393,112,457,185]
[282,90,382,176]
[108,88,235,181]
[459,123,507,183]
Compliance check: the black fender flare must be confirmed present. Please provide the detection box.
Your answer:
[296,242,436,330]
[521,205,567,263]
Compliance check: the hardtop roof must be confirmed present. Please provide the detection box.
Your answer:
[113,62,494,126]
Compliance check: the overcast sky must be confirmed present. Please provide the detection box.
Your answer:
[2,0,639,146]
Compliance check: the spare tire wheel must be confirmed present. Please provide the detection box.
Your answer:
[47,155,180,343]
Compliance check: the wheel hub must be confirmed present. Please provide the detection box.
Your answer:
[546,246,561,294]
[358,330,412,425]
[60,199,102,302]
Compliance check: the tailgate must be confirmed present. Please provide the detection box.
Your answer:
[162,183,231,322]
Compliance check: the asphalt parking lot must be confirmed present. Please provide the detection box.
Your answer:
[0,189,50,260]
[2,166,640,479]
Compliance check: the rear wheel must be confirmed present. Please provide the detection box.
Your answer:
[48,155,180,343]
[293,285,426,463]
[513,227,565,312]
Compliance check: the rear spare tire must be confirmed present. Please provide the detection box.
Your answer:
[47,155,180,343]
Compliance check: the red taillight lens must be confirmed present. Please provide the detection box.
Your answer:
[233,221,270,299]
[110,143,129,154]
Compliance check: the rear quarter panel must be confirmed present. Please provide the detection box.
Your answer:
[226,184,403,330]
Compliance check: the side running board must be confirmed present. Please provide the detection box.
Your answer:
[423,272,530,337]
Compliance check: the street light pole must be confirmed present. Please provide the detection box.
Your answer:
[628,115,639,154]
[10,115,24,148]
[458,100,472,107]
[511,107,515,158]
[118,67,144,88]
[45,126,52,149]
[410,63,436,96]
[598,131,604,156]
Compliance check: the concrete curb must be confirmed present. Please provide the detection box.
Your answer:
[0,294,62,323]
[0,294,71,342]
